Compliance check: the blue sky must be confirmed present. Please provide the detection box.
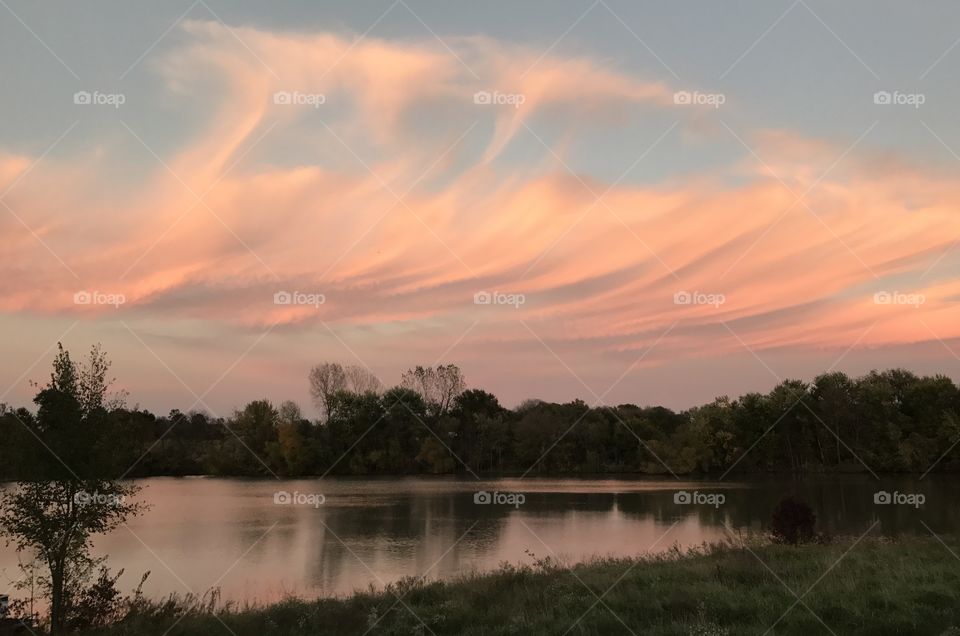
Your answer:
[2,1,960,415]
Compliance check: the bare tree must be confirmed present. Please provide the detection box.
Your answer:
[434,364,466,415]
[401,364,465,416]
[278,400,303,425]
[308,363,346,420]
[344,365,383,395]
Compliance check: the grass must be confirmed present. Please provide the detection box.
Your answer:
[79,535,960,636]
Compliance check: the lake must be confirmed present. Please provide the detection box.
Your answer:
[0,476,951,604]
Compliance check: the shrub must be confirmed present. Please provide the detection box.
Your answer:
[770,496,816,545]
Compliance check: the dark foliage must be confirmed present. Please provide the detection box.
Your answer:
[65,568,149,632]
[3,368,960,478]
[770,496,817,545]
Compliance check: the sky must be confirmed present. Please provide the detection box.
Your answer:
[2,0,960,417]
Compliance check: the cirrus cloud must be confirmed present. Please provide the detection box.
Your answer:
[2,19,960,409]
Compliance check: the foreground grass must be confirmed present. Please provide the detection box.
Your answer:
[82,536,960,636]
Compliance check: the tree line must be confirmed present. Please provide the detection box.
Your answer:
[4,353,960,480]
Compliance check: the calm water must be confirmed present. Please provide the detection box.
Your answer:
[1,476,953,603]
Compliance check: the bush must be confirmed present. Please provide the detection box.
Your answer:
[65,567,150,632]
[770,496,816,545]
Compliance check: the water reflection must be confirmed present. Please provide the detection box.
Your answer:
[0,476,951,604]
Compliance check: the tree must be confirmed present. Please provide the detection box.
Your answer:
[278,400,303,426]
[0,344,144,634]
[416,437,455,473]
[308,363,347,421]
[224,400,279,474]
[324,390,385,473]
[400,364,465,417]
[451,390,504,470]
[380,388,430,472]
[271,401,312,475]
[344,365,383,395]
[811,372,856,467]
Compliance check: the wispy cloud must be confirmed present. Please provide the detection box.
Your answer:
[2,20,960,409]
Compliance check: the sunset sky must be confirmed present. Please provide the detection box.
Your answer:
[2,0,960,416]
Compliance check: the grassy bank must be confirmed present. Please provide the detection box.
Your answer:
[79,536,960,636]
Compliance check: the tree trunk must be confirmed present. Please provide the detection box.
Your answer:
[814,425,826,465]
[785,435,795,472]
[49,561,64,635]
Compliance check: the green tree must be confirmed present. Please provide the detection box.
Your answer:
[0,344,144,634]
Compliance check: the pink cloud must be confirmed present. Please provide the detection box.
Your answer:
[1,21,959,407]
